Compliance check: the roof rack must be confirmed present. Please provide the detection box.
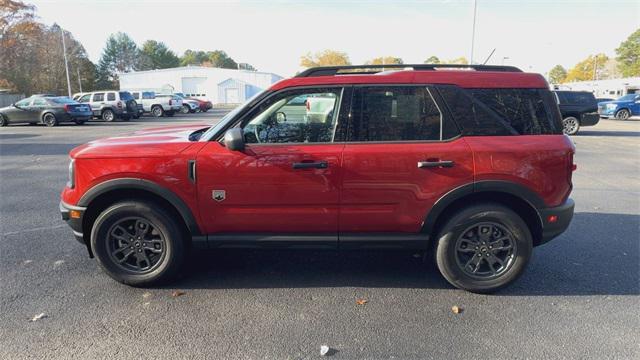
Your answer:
[296,64,523,77]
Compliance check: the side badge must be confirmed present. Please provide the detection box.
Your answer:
[212,190,226,202]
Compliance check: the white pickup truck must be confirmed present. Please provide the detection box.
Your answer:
[129,91,183,117]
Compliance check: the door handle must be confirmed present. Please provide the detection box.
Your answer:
[418,160,454,168]
[292,161,328,170]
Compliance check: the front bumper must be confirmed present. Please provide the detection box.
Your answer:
[60,200,86,245]
[538,198,575,245]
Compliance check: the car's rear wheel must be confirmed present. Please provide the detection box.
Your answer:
[43,113,58,127]
[181,104,190,114]
[562,117,580,135]
[615,109,630,120]
[434,204,532,293]
[0,114,7,126]
[102,109,115,122]
[151,105,164,118]
[90,200,186,286]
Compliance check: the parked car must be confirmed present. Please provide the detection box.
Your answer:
[174,95,200,114]
[0,95,91,127]
[598,93,640,120]
[60,64,575,293]
[595,97,614,103]
[130,91,181,117]
[553,90,600,135]
[175,92,212,112]
[76,91,139,121]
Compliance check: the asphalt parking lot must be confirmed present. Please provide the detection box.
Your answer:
[1,112,638,359]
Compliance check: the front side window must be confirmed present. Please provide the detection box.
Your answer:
[78,94,91,103]
[32,98,48,106]
[348,86,453,142]
[142,92,155,99]
[15,98,32,107]
[241,88,342,144]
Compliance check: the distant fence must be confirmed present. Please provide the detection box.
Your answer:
[0,94,24,107]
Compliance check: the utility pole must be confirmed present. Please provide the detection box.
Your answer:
[61,27,72,97]
[470,0,478,64]
[77,68,82,93]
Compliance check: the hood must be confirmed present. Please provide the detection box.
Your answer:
[70,123,210,159]
[599,99,632,106]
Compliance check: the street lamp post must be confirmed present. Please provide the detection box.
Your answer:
[470,0,478,64]
[60,27,72,97]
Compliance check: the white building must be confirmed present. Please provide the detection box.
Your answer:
[119,66,283,105]
[553,77,640,99]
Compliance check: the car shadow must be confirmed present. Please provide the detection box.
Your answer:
[578,130,640,137]
[161,212,639,296]
[0,143,79,156]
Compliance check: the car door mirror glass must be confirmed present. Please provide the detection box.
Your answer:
[275,111,287,123]
[224,128,245,151]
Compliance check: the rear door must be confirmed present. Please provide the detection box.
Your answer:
[195,87,348,244]
[339,85,474,241]
[91,93,104,115]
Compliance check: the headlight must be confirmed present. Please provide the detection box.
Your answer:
[67,159,75,189]
[606,103,617,109]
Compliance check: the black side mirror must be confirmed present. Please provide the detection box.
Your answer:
[224,128,245,151]
[12,103,18,108]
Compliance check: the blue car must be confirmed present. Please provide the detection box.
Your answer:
[598,93,640,120]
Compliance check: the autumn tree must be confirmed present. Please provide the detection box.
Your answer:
[365,56,403,65]
[95,32,143,89]
[448,56,469,65]
[208,50,238,69]
[564,54,609,82]
[615,28,640,77]
[548,65,567,84]
[424,56,441,64]
[300,50,351,67]
[139,40,180,70]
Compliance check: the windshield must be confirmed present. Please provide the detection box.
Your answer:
[617,94,637,101]
[51,97,77,104]
[198,89,268,141]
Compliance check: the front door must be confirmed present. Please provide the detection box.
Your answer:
[196,87,346,243]
[6,97,34,123]
[339,85,474,237]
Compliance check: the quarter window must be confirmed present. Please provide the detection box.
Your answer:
[242,89,342,144]
[107,92,116,101]
[348,86,452,141]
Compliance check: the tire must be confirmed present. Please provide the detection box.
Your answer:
[151,105,164,118]
[166,111,175,117]
[562,116,580,135]
[43,113,58,127]
[90,200,186,286]
[181,104,190,114]
[434,203,533,293]
[75,119,86,125]
[615,109,630,120]
[102,109,115,122]
[0,114,7,127]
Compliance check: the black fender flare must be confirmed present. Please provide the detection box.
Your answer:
[421,180,545,233]
[78,178,202,236]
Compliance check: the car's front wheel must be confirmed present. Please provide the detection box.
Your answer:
[0,114,7,127]
[90,200,186,286]
[181,104,190,114]
[562,116,580,135]
[102,109,115,122]
[615,109,631,120]
[434,204,532,293]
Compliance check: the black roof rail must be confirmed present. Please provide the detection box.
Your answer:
[296,64,523,77]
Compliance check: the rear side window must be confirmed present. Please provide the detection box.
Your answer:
[142,92,155,99]
[92,93,104,102]
[437,86,561,135]
[557,91,596,105]
[348,86,458,142]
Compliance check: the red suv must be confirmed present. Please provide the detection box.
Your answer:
[60,64,575,293]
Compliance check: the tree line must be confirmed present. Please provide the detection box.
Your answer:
[548,28,639,84]
[300,50,469,68]
[0,0,254,95]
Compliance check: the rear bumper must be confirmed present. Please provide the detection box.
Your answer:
[59,200,86,244]
[538,198,574,245]
[581,113,600,126]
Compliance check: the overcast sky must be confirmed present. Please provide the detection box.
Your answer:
[29,0,640,77]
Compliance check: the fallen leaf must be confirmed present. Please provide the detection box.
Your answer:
[30,313,47,322]
[451,305,463,314]
[171,290,186,298]
[23,260,33,265]
[320,345,330,356]
[53,260,65,268]
[142,292,152,299]
[356,299,368,305]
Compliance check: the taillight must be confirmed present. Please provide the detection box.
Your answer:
[117,101,123,108]
[169,99,173,106]
[64,104,70,112]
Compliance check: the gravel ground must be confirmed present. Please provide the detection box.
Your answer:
[1,113,638,359]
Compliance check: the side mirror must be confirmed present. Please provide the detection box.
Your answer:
[275,111,287,122]
[12,103,18,108]
[224,128,245,151]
